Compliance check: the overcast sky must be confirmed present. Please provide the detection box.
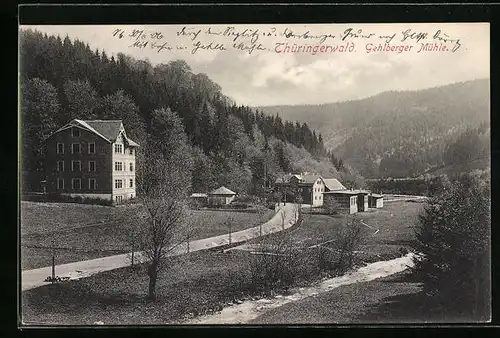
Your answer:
[21,23,489,106]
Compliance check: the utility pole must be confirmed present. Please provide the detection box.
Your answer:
[51,240,56,283]
[131,242,135,267]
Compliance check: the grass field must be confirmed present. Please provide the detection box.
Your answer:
[22,250,255,325]
[21,200,425,325]
[20,201,274,270]
[264,201,422,263]
[248,271,427,324]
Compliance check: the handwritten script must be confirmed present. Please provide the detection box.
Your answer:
[111,26,464,55]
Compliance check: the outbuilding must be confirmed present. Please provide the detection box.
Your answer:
[368,193,384,208]
[357,191,369,212]
[207,186,237,206]
[323,190,359,214]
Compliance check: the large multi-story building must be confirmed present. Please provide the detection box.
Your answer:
[44,119,139,204]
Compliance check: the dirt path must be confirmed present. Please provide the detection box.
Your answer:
[21,203,300,292]
[179,253,415,325]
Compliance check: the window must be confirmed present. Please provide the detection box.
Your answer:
[115,179,123,189]
[129,148,134,155]
[57,143,64,154]
[88,143,95,154]
[72,178,81,190]
[57,161,64,172]
[129,179,133,188]
[116,196,123,203]
[89,161,96,172]
[57,178,64,190]
[72,143,81,154]
[72,160,81,171]
[72,127,80,137]
[89,178,96,190]
[115,162,123,171]
[114,144,123,154]
[129,162,134,171]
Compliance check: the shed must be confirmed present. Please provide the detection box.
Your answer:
[356,190,369,212]
[207,186,237,206]
[368,193,384,208]
[323,190,359,214]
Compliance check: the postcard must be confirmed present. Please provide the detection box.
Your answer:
[19,22,491,325]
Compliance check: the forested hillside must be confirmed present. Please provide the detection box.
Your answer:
[259,79,490,178]
[20,29,362,196]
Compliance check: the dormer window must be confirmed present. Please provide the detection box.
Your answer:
[115,144,123,154]
[72,128,80,137]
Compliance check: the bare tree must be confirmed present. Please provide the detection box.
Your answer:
[142,196,186,301]
[118,204,144,267]
[280,208,287,231]
[183,211,208,254]
[334,217,366,273]
[293,195,303,222]
[135,108,194,301]
[248,233,300,294]
[225,216,235,245]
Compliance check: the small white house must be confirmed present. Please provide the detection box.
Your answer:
[207,186,237,206]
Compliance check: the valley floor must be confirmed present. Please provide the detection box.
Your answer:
[21,201,428,325]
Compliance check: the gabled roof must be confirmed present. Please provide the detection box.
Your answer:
[208,186,237,195]
[47,119,139,146]
[275,174,302,184]
[83,120,123,141]
[323,178,346,191]
[299,174,323,184]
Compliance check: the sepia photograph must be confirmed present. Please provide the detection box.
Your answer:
[18,22,491,325]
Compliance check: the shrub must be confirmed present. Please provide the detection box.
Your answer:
[248,234,302,294]
[412,174,491,320]
[317,219,366,274]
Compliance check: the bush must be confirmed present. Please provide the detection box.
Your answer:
[412,174,491,320]
[248,234,303,294]
[233,194,261,204]
[317,219,366,274]
[43,193,113,206]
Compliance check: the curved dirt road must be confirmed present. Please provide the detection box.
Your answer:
[21,203,299,291]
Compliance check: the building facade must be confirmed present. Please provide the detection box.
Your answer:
[298,175,326,207]
[323,191,358,214]
[44,119,139,204]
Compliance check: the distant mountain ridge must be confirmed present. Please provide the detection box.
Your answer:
[257,79,490,178]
